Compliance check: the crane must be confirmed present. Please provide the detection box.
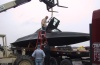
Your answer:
[0,0,67,16]
[0,0,31,13]
[39,0,68,11]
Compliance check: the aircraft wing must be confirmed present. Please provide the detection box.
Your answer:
[11,32,90,47]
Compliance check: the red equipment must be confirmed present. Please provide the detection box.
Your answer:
[92,9,100,64]
[36,30,47,49]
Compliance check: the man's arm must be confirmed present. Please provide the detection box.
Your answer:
[42,50,45,58]
[32,50,35,58]
[43,18,48,23]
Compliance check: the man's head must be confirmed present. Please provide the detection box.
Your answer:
[45,16,48,19]
[37,44,41,49]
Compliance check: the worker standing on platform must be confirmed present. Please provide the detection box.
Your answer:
[41,16,48,31]
[32,44,45,65]
[41,16,48,41]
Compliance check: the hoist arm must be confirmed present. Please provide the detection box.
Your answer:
[0,0,31,13]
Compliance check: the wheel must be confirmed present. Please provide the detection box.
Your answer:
[60,59,72,65]
[14,55,34,65]
[50,57,57,65]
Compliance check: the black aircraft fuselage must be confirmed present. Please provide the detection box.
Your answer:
[11,17,90,47]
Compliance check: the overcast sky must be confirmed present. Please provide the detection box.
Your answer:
[0,0,100,47]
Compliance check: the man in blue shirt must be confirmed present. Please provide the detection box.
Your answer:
[32,44,45,65]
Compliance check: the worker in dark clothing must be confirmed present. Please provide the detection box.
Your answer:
[43,42,50,65]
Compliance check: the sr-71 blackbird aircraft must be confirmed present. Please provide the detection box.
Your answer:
[11,17,90,47]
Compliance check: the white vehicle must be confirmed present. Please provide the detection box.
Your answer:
[0,34,34,65]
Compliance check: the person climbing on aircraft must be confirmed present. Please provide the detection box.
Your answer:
[41,16,48,31]
[41,16,49,40]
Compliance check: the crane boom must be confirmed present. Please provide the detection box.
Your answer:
[0,0,31,13]
[0,1,16,13]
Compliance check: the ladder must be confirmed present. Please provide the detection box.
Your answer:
[36,30,47,49]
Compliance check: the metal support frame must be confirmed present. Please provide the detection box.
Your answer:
[0,34,16,64]
[56,0,68,8]
[0,34,8,57]
[40,0,68,11]
[51,8,53,17]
